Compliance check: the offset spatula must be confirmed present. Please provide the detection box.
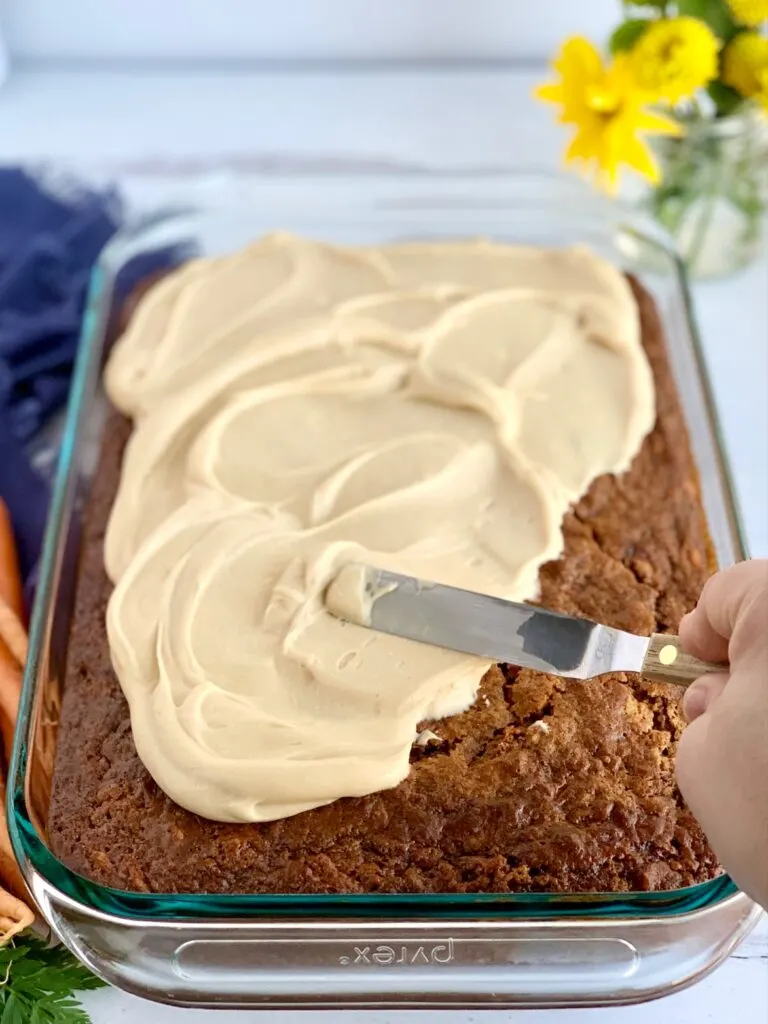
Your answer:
[325,566,726,687]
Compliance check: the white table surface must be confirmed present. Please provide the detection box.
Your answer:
[1,64,767,1023]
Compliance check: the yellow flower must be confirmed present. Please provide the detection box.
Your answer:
[628,17,720,102]
[535,37,682,192]
[723,32,768,109]
[726,0,768,26]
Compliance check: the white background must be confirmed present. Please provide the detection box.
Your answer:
[0,64,765,1022]
[0,3,766,1020]
[2,0,618,63]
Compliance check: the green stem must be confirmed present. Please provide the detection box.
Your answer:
[738,128,763,249]
[685,148,725,274]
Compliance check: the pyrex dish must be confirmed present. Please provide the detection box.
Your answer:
[8,172,760,1010]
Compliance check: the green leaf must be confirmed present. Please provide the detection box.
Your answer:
[1,994,26,1024]
[707,80,746,116]
[676,0,739,42]
[610,19,652,54]
[0,935,105,1024]
[622,0,667,6]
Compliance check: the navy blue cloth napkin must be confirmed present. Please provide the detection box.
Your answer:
[0,170,122,442]
[0,169,122,581]
[0,169,187,590]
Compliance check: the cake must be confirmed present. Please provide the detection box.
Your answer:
[47,237,719,894]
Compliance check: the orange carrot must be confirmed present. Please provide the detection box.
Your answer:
[0,601,27,668]
[0,501,24,624]
[0,773,30,907]
[0,505,24,758]
[0,659,28,902]
[0,890,35,944]
[0,504,33,920]
[0,656,20,761]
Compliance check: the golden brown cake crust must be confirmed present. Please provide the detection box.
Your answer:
[47,278,720,895]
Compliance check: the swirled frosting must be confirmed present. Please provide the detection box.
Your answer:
[104,233,655,823]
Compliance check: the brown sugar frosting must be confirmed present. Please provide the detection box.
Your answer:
[103,235,655,824]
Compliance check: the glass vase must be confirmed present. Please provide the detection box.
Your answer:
[641,106,768,280]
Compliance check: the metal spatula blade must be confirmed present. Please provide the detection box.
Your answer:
[325,566,726,687]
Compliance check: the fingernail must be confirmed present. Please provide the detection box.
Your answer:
[683,683,708,723]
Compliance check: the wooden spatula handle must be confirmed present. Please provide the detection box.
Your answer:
[641,633,728,687]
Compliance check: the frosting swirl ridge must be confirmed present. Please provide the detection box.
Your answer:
[105,235,654,822]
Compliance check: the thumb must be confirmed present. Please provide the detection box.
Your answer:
[682,672,729,723]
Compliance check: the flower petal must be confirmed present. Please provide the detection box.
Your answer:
[623,136,662,185]
[564,129,595,164]
[534,83,565,105]
[559,36,604,85]
[636,109,684,137]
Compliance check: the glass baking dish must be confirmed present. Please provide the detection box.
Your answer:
[8,172,761,1010]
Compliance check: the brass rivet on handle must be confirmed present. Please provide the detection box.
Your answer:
[659,644,678,666]
[644,633,726,686]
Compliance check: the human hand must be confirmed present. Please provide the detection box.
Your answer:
[676,559,768,910]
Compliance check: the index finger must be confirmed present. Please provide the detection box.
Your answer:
[679,560,768,664]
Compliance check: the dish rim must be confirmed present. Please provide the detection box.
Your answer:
[9,170,749,924]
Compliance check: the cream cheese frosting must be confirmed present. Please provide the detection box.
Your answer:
[104,233,655,823]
